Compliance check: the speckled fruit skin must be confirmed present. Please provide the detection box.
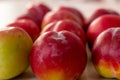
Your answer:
[42,10,82,29]
[92,28,120,79]
[0,27,33,79]
[30,31,87,80]
[87,14,120,50]
[7,19,40,41]
[41,20,86,44]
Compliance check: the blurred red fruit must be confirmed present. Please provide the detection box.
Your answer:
[7,19,40,41]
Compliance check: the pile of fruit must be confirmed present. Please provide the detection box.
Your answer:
[0,1,120,80]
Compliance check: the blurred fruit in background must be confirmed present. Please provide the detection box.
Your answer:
[86,8,119,31]
[87,14,120,50]
[55,6,85,29]
[17,2,51,31]
[7,19,40,41]
[42,10,82,29]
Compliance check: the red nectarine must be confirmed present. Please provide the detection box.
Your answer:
[87,14,120,49]
[17,2,51,30]
[30,31,87,80]
[42,20,86,44]
[42,10,82,29]
[56,6,85,28]
[92,28,120,79]
[86,8,119,30]
[7,19,40,41]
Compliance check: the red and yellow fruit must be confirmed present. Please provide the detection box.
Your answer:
[30,31,87,80]
[92,28,120,79]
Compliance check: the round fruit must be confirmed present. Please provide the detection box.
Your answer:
[0,27,33,79]
[30,31,87,80]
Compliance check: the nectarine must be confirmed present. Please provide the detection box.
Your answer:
[30,31,87,80]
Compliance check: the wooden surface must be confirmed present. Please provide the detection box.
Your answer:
[0,0,120,80]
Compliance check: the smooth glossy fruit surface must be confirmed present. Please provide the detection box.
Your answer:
[30,31,87,80]
[42,20,86,44]
[87,14,120,49]
[86,8,119,30]
[92,28,120,79]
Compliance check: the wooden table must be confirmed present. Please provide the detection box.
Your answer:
[0,0,120,80]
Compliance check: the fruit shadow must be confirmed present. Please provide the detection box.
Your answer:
[12,66,37,80]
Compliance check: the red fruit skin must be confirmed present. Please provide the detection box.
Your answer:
[17,13,41,29]
[56,6,85,28]
[86,8,119,30]
[30,31,87,80]
[17,3,51,29]
[42,10,82,29]
[41,22,56,33]
[7,19,40,41]
[42,20,86,44]
[92,28,120,79]
[87,14,120,50]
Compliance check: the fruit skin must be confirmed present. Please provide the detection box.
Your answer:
[7,19,40,41]
[86,8,119,30]
[17,2,51,30]
[87,14,120,50]
[41,20,86,44]
[55,6,85,28]
[0,27,33,79]
[92,28,120,79]
[41,21,56,33]
[30,31,87,80]
[42,10,82,29]
[17,13,39,27]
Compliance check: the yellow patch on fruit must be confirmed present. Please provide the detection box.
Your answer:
[42,70,65,80]
[115,69,120,79]
[96,60,120,79]
[95,60,114,78]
